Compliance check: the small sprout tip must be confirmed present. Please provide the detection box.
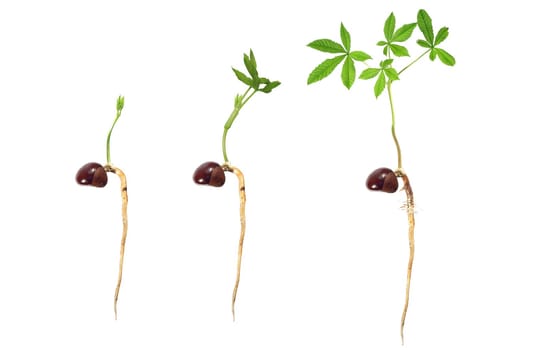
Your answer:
[117,95,125,112]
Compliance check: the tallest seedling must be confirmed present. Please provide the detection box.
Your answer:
[307,9,455,344]
[193,50,280,320]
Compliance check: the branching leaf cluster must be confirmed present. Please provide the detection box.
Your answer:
[307,9,455,97]
[222,49,281,163]
[232,49,281,94]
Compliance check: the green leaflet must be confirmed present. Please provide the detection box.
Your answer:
[417,9,434,44]
[390,44,409,57]
[384,68,399,81]
[434,48,455,66]
[307,55,346,85]
[340,23,351,52]
[374,72,386,98]
[232,68,253,86]
[359,68,380,80]
[351,51,372,62]
[416,39,432,48]
[341,56,356,89]
[307,39,345,53]
[384,13,396,41]
[435,27,449,46]
[381,58,394,67]
[392,23,417,42]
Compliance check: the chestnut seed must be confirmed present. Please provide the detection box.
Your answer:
[76,162,108,187]
[366,167,398,193]
[193,161,225,187]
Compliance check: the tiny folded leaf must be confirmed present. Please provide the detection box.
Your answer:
[377,40,387,46]
[341,56,356,89]
[232,68,253,86]
[340,23,351,52]
[260,81,281,93]
[374,72,386,97]
[434,27,449,46]
[434,48,456,66]
[390,44,410,57]
[307,39,346,53]
[429,49,437,61]
[350,51,372,61]
[249,49,257,69]
[384,12,396,41]
[243,53,259,81]
[359,68,380,80]
[417,9,434,44]
[392,23,417,42]
[307,55,346,85]
[116,95,125,111]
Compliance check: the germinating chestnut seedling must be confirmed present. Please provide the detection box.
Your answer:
[75,96,129,320]
[193,50,280,320]
[307,9,455,344]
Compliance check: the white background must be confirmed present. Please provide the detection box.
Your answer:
[1,1,542,349]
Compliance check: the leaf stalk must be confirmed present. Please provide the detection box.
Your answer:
[398,49,430,75]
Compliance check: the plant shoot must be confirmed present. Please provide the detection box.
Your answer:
[193,49,280,320]
[307,9,455,344]
[75,96,129,320]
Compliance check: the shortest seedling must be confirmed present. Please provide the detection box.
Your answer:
[193,49,280,320]
[75,96,129,320]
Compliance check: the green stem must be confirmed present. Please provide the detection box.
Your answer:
[106,96,125,165]
[386,81,402,169]
[398,49,431,75]
[384,49,431,169]
[222,107,239,164]
[222,88,257,163]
